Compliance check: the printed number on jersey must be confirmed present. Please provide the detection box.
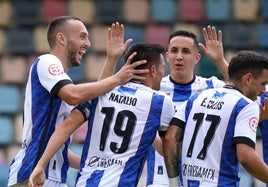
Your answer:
[99,107,136,154]
[187,113,221,160]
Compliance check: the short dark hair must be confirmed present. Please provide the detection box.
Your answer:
[168,30,199,49]
[124,42,164,70]
[47,16,81,49]
[228,50,268,81]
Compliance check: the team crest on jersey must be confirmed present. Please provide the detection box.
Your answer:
[249,117,258,132]
[212,91,226,99]
[48,64,64,75]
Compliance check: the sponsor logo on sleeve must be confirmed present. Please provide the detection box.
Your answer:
[249,117,258,132]
[48,64,64,75]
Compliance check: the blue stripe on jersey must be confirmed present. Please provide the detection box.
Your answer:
[173,84,192,102]
[146,146,155,185]
[86,170,104,187]
[118,93,165,187]
[218,98,248,186]
[118,85,137,95]
[206,79,214,89]
[17,59,68,183]
[184,93,200,121]
[172,79,214,103]
[80,98,98,170]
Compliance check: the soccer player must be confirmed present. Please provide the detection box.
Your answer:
[163,50,268,186]
[8,16,147,187]
[146,26,228,187]
[28,43,175,187]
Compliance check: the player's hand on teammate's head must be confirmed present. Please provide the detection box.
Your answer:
[115,52,148,84]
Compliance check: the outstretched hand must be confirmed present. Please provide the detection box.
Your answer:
[107,22,132,60]
[28,166,46,187]
[199,25,228,81]
[199,25,224,64]
[114,52,148,84]
[98,22,133,81]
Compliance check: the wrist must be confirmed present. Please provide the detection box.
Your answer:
[169,177,180,187]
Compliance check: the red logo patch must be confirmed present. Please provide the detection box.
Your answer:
[249,117,258,132]
[48,64,64,75]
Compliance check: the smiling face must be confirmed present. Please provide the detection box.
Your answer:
[65,20,90,67]
[166,36,201,84]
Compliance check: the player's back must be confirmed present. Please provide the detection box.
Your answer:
[178,86,258,186]
[76,81,174,187]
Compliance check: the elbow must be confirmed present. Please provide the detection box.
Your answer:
[61,91,84,105]
[58,84,85,105]
[65,94,83,105]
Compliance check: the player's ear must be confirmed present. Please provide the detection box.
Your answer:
[242,72,252,86]
[56,32,65,45]
[150,65,157,78]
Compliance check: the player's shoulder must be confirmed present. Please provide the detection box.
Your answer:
[161,75,170,82]
[195,75,222,82]
[38,54,61,65]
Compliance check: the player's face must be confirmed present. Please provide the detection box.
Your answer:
[247,69,268,100]
[166,36,200,83]
[66,20,90,67]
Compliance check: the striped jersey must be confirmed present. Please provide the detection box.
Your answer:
[146,75,225,186]
[172,86,258,187]
[74,81,174,187]
[8,54,73,186]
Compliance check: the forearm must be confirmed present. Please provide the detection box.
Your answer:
[37,125,72,168]
[59,76,121,105]
[152,134,163,156]
[212,57,229,81]
[37,111,84,168]
[98,56,118,81]
[163,141,179,178]
[238,143,268,183]
[163,126,181,178]
[79,75,121,98]
[241,155,268,183]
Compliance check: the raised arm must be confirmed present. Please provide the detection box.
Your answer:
[198,25,229,81]
[28,109,85,187]
[58,52,148,105]
[98,22,132,80]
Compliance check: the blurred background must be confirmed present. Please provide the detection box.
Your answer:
[0,0,267,186]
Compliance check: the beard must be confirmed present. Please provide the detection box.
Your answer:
[68,50,80,67]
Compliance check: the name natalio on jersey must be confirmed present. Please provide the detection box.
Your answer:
[109,92,137,106]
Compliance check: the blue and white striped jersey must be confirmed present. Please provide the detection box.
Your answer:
[8,54,73,186]
[75,81,174,187]
[146,75,225,186]
[173,86,258,187]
